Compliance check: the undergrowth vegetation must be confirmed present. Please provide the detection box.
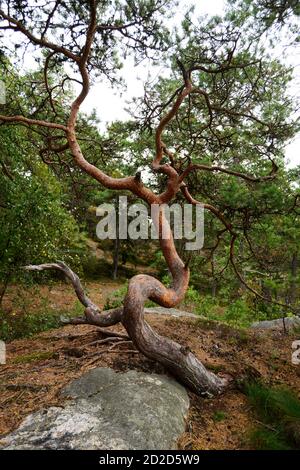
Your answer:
[0,301,82,342]
[245,381,300,450]
[183,286,295,328]
[104,282,295,329]
[2,276,296,342]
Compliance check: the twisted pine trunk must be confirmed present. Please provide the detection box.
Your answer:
[122,206,226,395]
[25,206,227,396]
[123,274,225,395]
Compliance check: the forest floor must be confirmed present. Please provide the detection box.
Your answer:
[0,281,300,450]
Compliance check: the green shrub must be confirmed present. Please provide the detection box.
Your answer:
[82,256,113,279]
[182,286,293,329]
[104,283,128,310]
[182,287,218,316]
[0,304,81,342]
[223,299,254,327]
[12,350,57,364]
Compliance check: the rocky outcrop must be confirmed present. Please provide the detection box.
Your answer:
[251,316,300,331]
[1,368,189,450]
[145,306,197,318]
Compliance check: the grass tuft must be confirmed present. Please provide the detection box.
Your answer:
[245,381,300,449]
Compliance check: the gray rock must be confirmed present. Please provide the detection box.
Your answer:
[1,368,189,450]
[145,306,197,318]
[251,316,300,331]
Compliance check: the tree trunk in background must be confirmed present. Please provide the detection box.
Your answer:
[211,255,217,297]
[112,235,120,280]
[289,252,298,307]
[239,238,246,292]
[112,201,120,280]
[0,273,11,306]
[261,280,272,302]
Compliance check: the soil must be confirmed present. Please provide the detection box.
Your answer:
[0,282,300,450]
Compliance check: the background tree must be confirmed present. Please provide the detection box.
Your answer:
[0,62,86,302]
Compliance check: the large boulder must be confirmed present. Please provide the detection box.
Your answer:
[145,306,197,318]
[251,316,300,331]
[0,368,189,450]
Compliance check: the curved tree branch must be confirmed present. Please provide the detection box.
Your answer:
[0,114,68,131]
[180,183,234,233]
[0,7,79,62]
[179,161,278,184]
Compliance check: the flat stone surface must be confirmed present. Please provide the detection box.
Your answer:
[145,306,197,318]
[1,368,189,450]
[251,316,300,330]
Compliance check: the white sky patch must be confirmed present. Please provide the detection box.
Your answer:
[80,0,227,124]
[285,135,300,168]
